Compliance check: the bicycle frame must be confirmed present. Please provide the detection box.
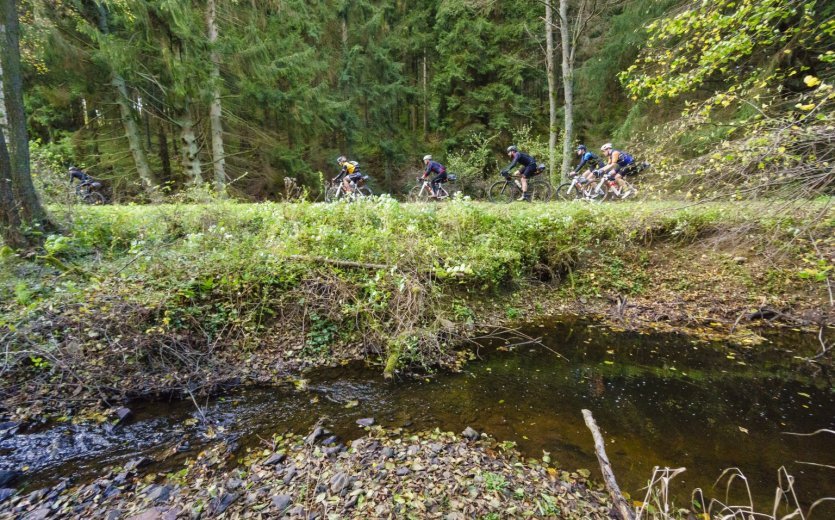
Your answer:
[413,178,449,199]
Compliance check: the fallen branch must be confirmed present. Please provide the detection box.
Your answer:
[287,254,393,271]
[582,409,635,520]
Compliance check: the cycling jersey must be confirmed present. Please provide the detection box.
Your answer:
[613,150,634,168]
[505,151,536,171]
[423,160,446,176]
[574,151,604,173]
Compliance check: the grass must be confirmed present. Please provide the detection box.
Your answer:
[0,197,831,420]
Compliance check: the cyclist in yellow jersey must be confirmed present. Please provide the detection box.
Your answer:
[336,155,362,194]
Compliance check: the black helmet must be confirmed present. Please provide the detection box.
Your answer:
[506,145,518,153]
[577,144,586,151]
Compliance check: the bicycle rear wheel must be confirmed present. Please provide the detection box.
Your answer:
[84,192,106,205]
[527,180,552,202]
[488,180,517,203]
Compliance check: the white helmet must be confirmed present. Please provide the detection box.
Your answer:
[423,155,432,161]
[601,143,613,152]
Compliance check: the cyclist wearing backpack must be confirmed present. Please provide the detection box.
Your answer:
[422,155,447,198]
[68,166,92,184]
[336,155,363,194]
[501,145,537,201]
[573,145,605,185]
[594,143,635,196]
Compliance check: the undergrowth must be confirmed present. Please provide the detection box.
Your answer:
[0,198,831,419]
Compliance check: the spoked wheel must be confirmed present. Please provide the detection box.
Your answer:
[325,185,341,202]
[82,191,106,205]
[409,185,431,202]
[554,182,581,201]
[357,186,373,198]
[488,180,518,203]
[527,180,552,202]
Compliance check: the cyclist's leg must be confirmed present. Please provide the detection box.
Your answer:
[431,173,447,197]
[520,164,536,199]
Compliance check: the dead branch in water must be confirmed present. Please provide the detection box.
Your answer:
[582,409,635,520]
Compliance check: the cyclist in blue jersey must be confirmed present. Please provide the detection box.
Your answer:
[573,144,605,185]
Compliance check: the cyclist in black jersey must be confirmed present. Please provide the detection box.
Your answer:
[501,145,537,201]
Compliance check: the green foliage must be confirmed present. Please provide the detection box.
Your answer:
[304,312,338,357]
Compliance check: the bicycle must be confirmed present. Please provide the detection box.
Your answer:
[409,174,458,201]
[554,172,606,202]
[324,175,373,202]
[593,162,649,201]
[487,165,552,203]
[75,180,106,204]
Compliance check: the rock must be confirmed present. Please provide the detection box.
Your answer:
[283,467,297,485]
[406,445,420,457]
[429,443,444,453]
[272,494,292,512]
[324,445,344,457]
[733,256,747,264]
[322,435,339,446]
[113,472,128,485]
[225,478,243,491]
[329,472,350,494]
[305,427,325,445]
[105,510,122,520]
[356,418,374,427]
[103,484,121,499]
[114,407,133,424]
[395,468,410,476]
[0,488,14,503]
[344,494,359,509]
[381,447,395,459]
[124,457,152,472]
[25,488,47,503]
[162,508,181,520]
[462,427,479,441]
[0,470,21,487]
[127,508,163,520]
[0,421,19,440]
[262,452,286,466]
[209,492,239,515]
[145,485,171,503]
[23,507,51,520]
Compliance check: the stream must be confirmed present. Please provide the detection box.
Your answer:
[1,318,833,509]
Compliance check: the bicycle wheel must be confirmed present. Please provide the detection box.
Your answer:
[525,180,551,202]
[488,180,517,203]
[324,185,340,202]
[84,191,106,205]
[409,184,431,202]
[554,182,580,201]
[358,186,373,198]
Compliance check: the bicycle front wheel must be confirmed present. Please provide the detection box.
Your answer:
[325,185,341,202]
[409,185,431,202]
[554,182,584,201]
[488,180,517,203]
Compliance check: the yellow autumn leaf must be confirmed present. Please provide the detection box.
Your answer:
[803,75,821,87]
[795,103,815,111]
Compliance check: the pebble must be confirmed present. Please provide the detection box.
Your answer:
[262,452,286,466]
[283,467,297,485]
[144,485,171,503]
[114,407,133,424]
[462,427,480,440]
[305,427,324,445]
[272,494,292,511]
[356,418,374,427]
[0,489,14,503]
[329,472,350,494]
[395,467,410,476]
[381,447,395,459]
[209,492,238,515]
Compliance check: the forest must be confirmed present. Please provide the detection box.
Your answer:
[1,1,834,519]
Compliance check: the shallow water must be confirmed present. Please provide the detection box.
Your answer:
[2,319,833,510]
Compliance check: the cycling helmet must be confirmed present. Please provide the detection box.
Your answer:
[68,166,79,172]
[423,155,432,161]
[336,155,347,164]
[601,143,613,152]
[506,145,518,153]
[577,144,586,151]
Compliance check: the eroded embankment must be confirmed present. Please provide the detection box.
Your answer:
[0,200,832,421]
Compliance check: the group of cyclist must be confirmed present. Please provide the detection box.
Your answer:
[335,140,640,201]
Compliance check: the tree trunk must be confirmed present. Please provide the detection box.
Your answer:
[157,123,171,182]
[206,0,226,194]
[179,107,203,184]
[559,0,574,179]
[0,120,26,248]
[422,49,428,138]
[545,1,558,180]
[0,0,52,244]
[95,2,158,189]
